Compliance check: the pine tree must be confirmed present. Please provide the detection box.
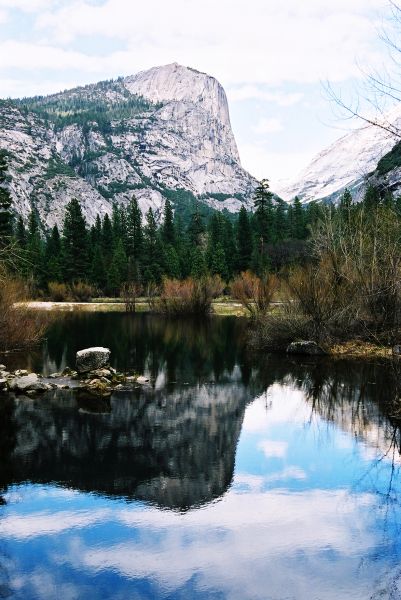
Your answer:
[15,216,27,249]
[174,215,190,278]
[236,206,253,272]
[254,179,274,241]
[164,244,181,278]
[383,189,395,209]
[111,203,124,241]
[253,179,274,273]
[274,198,288,242]
[102,213,114,259]
[91,214,102,247]
[187,207,205,247]
[0,150,13,246]
[304,201,322,231]
[62,198,89,282]
[291,196,306,239]
[45,225,62,282]
[190,246,207,279]
[339,188,352,210]
[26,209,44,285]
[222,216,236,279]
[162,199,175,246]
[112,238,128,284]
[210,242,228,280]
[126,195,143,261]
[106,260,120,297]
[142,208,163,284]
[363,184,380,210]
[91,244,106,290]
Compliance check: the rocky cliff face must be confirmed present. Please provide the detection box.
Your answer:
[0,63,256,227]
[276,105,401,203]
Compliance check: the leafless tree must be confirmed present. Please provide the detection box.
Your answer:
[326,1,401,138]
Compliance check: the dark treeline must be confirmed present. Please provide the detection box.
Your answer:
[3,177,322,296]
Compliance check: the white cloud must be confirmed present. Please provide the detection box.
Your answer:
[266,466,307,481]
[0,0,52,11]
[78,490,377,600]
[241,386,312,432]
[252,117,283,135]
[0,41,101,72]
[0,77,81,98]
[0,508,111,539]
[228,86,304,106]
[30,0,385,86]
[258,440,288,459]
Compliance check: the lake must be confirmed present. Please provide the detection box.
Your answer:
[1,313,401,599]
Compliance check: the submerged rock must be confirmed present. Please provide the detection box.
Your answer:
[91,368,112,378]
[83,379,113,397]
[9,373,39,393]
[286,341,326,356]
[76,347,111,373]
[28,381,52,393]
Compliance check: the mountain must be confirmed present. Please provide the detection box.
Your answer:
[0,63,257,227]
[276,105,401,203]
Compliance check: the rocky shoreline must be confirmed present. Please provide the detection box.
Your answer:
[0,347,149,398]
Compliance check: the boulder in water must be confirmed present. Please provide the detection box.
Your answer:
[76,347,111,373]
[286,341,326,356]
[9,373,39,393]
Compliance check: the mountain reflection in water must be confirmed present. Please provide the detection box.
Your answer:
[0,314,401,599]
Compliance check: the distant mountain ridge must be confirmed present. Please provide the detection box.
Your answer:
[276,105,401,203]
[0,63,257,228]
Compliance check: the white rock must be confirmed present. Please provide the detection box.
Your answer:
[9,373,39,392]
[76,347,111,373]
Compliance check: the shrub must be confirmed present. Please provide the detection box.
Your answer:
[285,258,354,342]
[230,271,278,319]
[312,202,401,342]
[208,274,225,299]
[70,281,95,302]
[157,276,218,315]
[0,274,49,351]
[48,282,71,302]
[121,281,143,313]
[249,307,311,351]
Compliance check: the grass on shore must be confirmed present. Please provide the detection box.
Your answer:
[329,341,393,359]
[18,299,248,316]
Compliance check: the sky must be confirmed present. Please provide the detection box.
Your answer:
[0,0,393,187]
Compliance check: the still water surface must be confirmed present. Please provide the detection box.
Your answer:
[1,314,401,599]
